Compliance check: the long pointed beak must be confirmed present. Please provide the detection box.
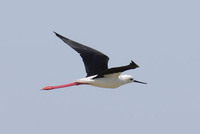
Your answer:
[134,80,147,84]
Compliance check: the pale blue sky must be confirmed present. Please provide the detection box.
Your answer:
[1,0,200,134]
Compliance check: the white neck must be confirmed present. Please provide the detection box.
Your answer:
[76,74,134,88]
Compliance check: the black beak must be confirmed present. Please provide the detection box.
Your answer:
[134,80,147,84]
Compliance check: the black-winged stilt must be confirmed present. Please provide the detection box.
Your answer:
[42,32,146,90]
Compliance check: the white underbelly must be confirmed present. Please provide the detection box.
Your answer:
[75,77,123,88]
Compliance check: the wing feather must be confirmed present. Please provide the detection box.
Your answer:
[54,32,109,76]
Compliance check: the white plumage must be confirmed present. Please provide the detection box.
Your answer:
[75,73,134,88]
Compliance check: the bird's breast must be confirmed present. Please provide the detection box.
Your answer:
[75,77,124,88]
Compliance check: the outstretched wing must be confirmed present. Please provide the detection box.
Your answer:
[94,61,139,79]
[54,32,109,77]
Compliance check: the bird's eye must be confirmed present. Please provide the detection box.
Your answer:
[130,78,133,81]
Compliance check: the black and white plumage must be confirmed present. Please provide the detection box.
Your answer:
[54,32,109,77]
[42,32,146,90]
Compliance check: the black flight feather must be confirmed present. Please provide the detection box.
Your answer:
[54,32,109,77]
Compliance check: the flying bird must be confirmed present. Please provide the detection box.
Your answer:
[42,32,146,90]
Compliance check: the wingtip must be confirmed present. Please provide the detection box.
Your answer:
[53,31,59,37]
[53,32,69,41]
[130,60,139,68]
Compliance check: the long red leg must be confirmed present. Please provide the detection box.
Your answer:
[42,82,83,90]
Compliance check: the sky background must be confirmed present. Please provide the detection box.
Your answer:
[1,0,200,134]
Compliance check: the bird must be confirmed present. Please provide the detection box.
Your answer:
[42,32,147,90]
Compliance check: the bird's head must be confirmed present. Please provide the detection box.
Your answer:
[120,75,147,84]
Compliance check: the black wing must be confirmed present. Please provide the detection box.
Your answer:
[94,61,139,79]
[54,32,109,77]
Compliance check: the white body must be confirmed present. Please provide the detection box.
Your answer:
[75,73,134,88]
